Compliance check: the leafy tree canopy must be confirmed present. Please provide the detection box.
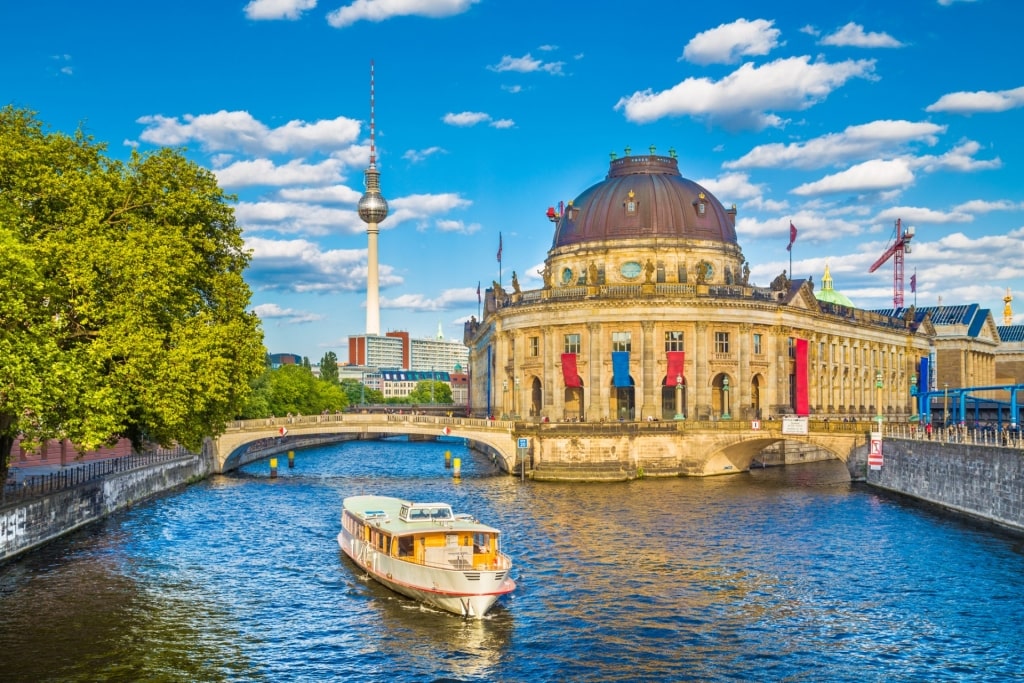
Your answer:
[0,107,266,478]
[319,351,339,384]
[238,365,348,418]
[407,380,453,405]
[339,378,383,405]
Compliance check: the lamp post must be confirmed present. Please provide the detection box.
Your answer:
[909,372,918,422]
[943,382,949,427]
[514,376,520,418]
[875,370,884,429]
[502,379,508,419]
[674,374,684,420]
[721,376,731,420]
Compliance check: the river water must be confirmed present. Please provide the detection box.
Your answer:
[1,438,1023,682]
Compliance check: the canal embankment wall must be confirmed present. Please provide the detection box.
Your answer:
[867,437,1024,534]
[0,452,210,563]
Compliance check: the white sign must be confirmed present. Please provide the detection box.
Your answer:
[751,420,761,430]
[517,438,529,449]
[781,417,809,435]
[868,431,883,470]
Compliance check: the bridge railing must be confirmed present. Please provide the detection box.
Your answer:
[224,413,515,432]
[2,446,194,509]
[886,423,1024,449]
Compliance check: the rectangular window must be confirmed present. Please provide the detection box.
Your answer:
[753,333,763,355]
[529,336,539,357]
[788,337,796,359]
[665,331,684,352]
[612,331,632,353]
[564,333,581,354]
[715,331,730,354]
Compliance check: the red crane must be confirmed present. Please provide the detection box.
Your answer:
[868,218,915,308]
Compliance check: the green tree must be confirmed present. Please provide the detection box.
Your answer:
[319,351,339,384]
[407,380,453,404]
[340,378,383,405]
[0,107,266,481]
[239,365,347,417]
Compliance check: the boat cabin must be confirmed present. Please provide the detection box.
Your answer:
[342,498,507,571]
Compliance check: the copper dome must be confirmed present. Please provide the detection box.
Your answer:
[551,154,737,249]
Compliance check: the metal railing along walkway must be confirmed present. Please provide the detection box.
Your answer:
[2,446,194,508]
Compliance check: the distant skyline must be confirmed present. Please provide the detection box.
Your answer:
[3,0,1023,359]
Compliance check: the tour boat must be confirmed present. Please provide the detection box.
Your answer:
[338,495,515,618]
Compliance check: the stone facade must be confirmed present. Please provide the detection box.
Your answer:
[465,153,934,429]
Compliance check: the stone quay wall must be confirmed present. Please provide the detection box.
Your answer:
[867,437,1024,534]
[0,453,210,563]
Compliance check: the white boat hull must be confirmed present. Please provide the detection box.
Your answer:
[338,529,515,618]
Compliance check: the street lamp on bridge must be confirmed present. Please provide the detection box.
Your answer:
[514,376,520,419]
[674,374,684,420]
[875,370,884,429]
[721,375,731,420]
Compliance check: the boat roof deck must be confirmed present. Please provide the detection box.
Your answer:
[343,495,501,535]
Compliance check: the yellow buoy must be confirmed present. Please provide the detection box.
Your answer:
[270,457,278,478]
[444,449,452,468]
[288,450,295,468]
[453,457,461,480]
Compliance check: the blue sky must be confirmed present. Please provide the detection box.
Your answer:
[4,0,1023,361]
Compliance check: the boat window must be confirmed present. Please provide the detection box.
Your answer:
[398,536,414,557]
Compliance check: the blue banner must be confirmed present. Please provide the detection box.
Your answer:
[612,351,631,387]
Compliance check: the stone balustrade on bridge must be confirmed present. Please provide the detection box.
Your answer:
[209,413,881,481]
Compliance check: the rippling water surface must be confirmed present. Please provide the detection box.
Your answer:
[2,439,1024,682]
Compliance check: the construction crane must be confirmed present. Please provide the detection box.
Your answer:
[868,218,915,308]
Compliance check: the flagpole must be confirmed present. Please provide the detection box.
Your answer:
[787,220,797,279]
[497,232,503,289]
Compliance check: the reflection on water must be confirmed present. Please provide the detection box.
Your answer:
[2,438,1024,682]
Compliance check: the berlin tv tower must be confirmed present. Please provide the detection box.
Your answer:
[357,60,389,336]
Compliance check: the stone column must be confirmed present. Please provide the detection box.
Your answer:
[588,322,602,421]
[640,320,655,419]
[542,327,555,417]
[737,323,751,419]
[694,322,707,419]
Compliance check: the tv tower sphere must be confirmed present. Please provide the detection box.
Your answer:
[358,185,388,223]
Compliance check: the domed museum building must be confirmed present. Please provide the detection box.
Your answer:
[464,150,934,425]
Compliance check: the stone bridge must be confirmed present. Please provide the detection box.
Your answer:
[210,413,875,481]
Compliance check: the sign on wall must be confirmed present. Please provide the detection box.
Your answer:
[869,431,883,470]
[782,417,808,435]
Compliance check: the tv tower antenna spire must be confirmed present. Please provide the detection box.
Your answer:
[358,60,388,336]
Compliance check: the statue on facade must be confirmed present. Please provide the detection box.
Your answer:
[742,261,750,286]
[644,259,655,283]
[695,260,710,284]
[511,271,521,294]
[588,261,599,285]
[540,263,552,289]
[770,270,790,291]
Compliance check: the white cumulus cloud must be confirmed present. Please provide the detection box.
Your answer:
[327,0,479,28]
[615,56,876,130]
[244,0,316,20]
[681,18,781,65]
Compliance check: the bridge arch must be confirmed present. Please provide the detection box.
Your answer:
[210,414,872,482]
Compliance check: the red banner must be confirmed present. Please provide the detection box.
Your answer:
[795,338,809,416]
[561,353,581,387]
[666,351,684,386]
